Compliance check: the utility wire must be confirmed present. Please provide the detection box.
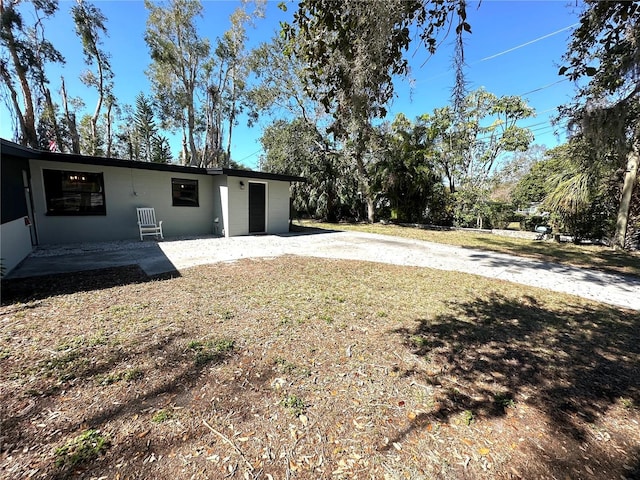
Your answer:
[518,79,568,96]
[236,148,262,162]
[474,119,568,141]
[476,23,579,62]
[420,23,578,83]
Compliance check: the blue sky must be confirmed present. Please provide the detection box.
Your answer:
[1,0,583,170]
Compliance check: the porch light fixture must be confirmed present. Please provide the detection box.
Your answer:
[239,181,245,189]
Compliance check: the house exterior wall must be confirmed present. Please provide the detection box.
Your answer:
[1,155,34,274]
[1,156,29,224]
[0,217,33,274]
[267,180,291,234]
[29,159,216,244]
[211,176,226,236]
[226,176,250,237]
[224,176,291,236]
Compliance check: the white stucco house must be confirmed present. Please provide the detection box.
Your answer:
[0,139,304,275]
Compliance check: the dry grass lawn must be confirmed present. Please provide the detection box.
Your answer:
[1,256,639,479]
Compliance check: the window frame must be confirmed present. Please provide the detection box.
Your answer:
[171,177,199,207]
[42,169,106,216]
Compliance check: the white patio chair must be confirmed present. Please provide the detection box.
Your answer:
[137,207,164,241]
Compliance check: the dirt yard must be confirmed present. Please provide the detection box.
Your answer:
[1,257,639,479]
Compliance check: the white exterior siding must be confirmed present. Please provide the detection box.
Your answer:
[267,180,291,234]
[29,159,215,244]
[212,176,227,237]
[0,217,33,274]
[223,177,291,236]
[226,176,249,237]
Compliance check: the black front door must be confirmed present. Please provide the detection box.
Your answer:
[248,182,266,233]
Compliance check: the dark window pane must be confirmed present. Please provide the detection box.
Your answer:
[43,169,106,215]
[172,178,199,207]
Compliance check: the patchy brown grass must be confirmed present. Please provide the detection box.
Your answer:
[302,220,640,278]
[1,258,639,479]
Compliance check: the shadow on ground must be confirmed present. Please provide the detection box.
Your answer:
[392,293,640,478]
[0,265,179,305]
[471,235,640,278]
[280,223,340,236]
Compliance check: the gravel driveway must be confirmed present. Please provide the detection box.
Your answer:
[9,230,640,311]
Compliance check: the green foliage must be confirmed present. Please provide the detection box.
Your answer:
[284,0,469,120]
[496,145,547,207]
[261,118,361,221]
[144,0,210,166]
[99,367,144,385]
[421,88,534,228]
[511,154,561,209]
[54,429,110,469]
[188,337,235,365]
[560,1,639,93]
[543,142,618,242]
[282,394,306,417]
[452,189,490,229]
[283,0,471,222]
[619,397,636,410]
[0,0,64,148]
[426,88,535,195]
[461,409,474,426]
[123,368,144,382]
[559,1,639,249]
[371,115,446,224]
[72,0,114,156]
[130,93,171,162]
[493,392,515,409]
[134,93,157,160]
[485,202,516,230]
[78,113,105,156]
[151,409,173,423]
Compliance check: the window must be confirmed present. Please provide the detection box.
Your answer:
[43,169,106,215]
[172,178,199,207]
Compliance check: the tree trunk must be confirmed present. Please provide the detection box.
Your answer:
[1,5,38,148]
[181,124,189,166]
[186,94,198,166]
[353,149,375,223]
[226,69,236,166]
[91,53,105,155]
[614,145,639,249]
[0,63,28,142]
[61,77,81,153]
[43,87,63,152]
[366,196,375,223]
[105,99,113,158]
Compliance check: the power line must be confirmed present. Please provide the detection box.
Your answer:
[518,79,568,96]
[474,119,568,141]
[419,24,578,86]
[476,23,579,62]
[236,148,262,162]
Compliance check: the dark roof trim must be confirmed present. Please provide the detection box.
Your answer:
[1,138,208,174]
[1,140,38,158]
[1,138,306,182]
[207,167,305,183]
